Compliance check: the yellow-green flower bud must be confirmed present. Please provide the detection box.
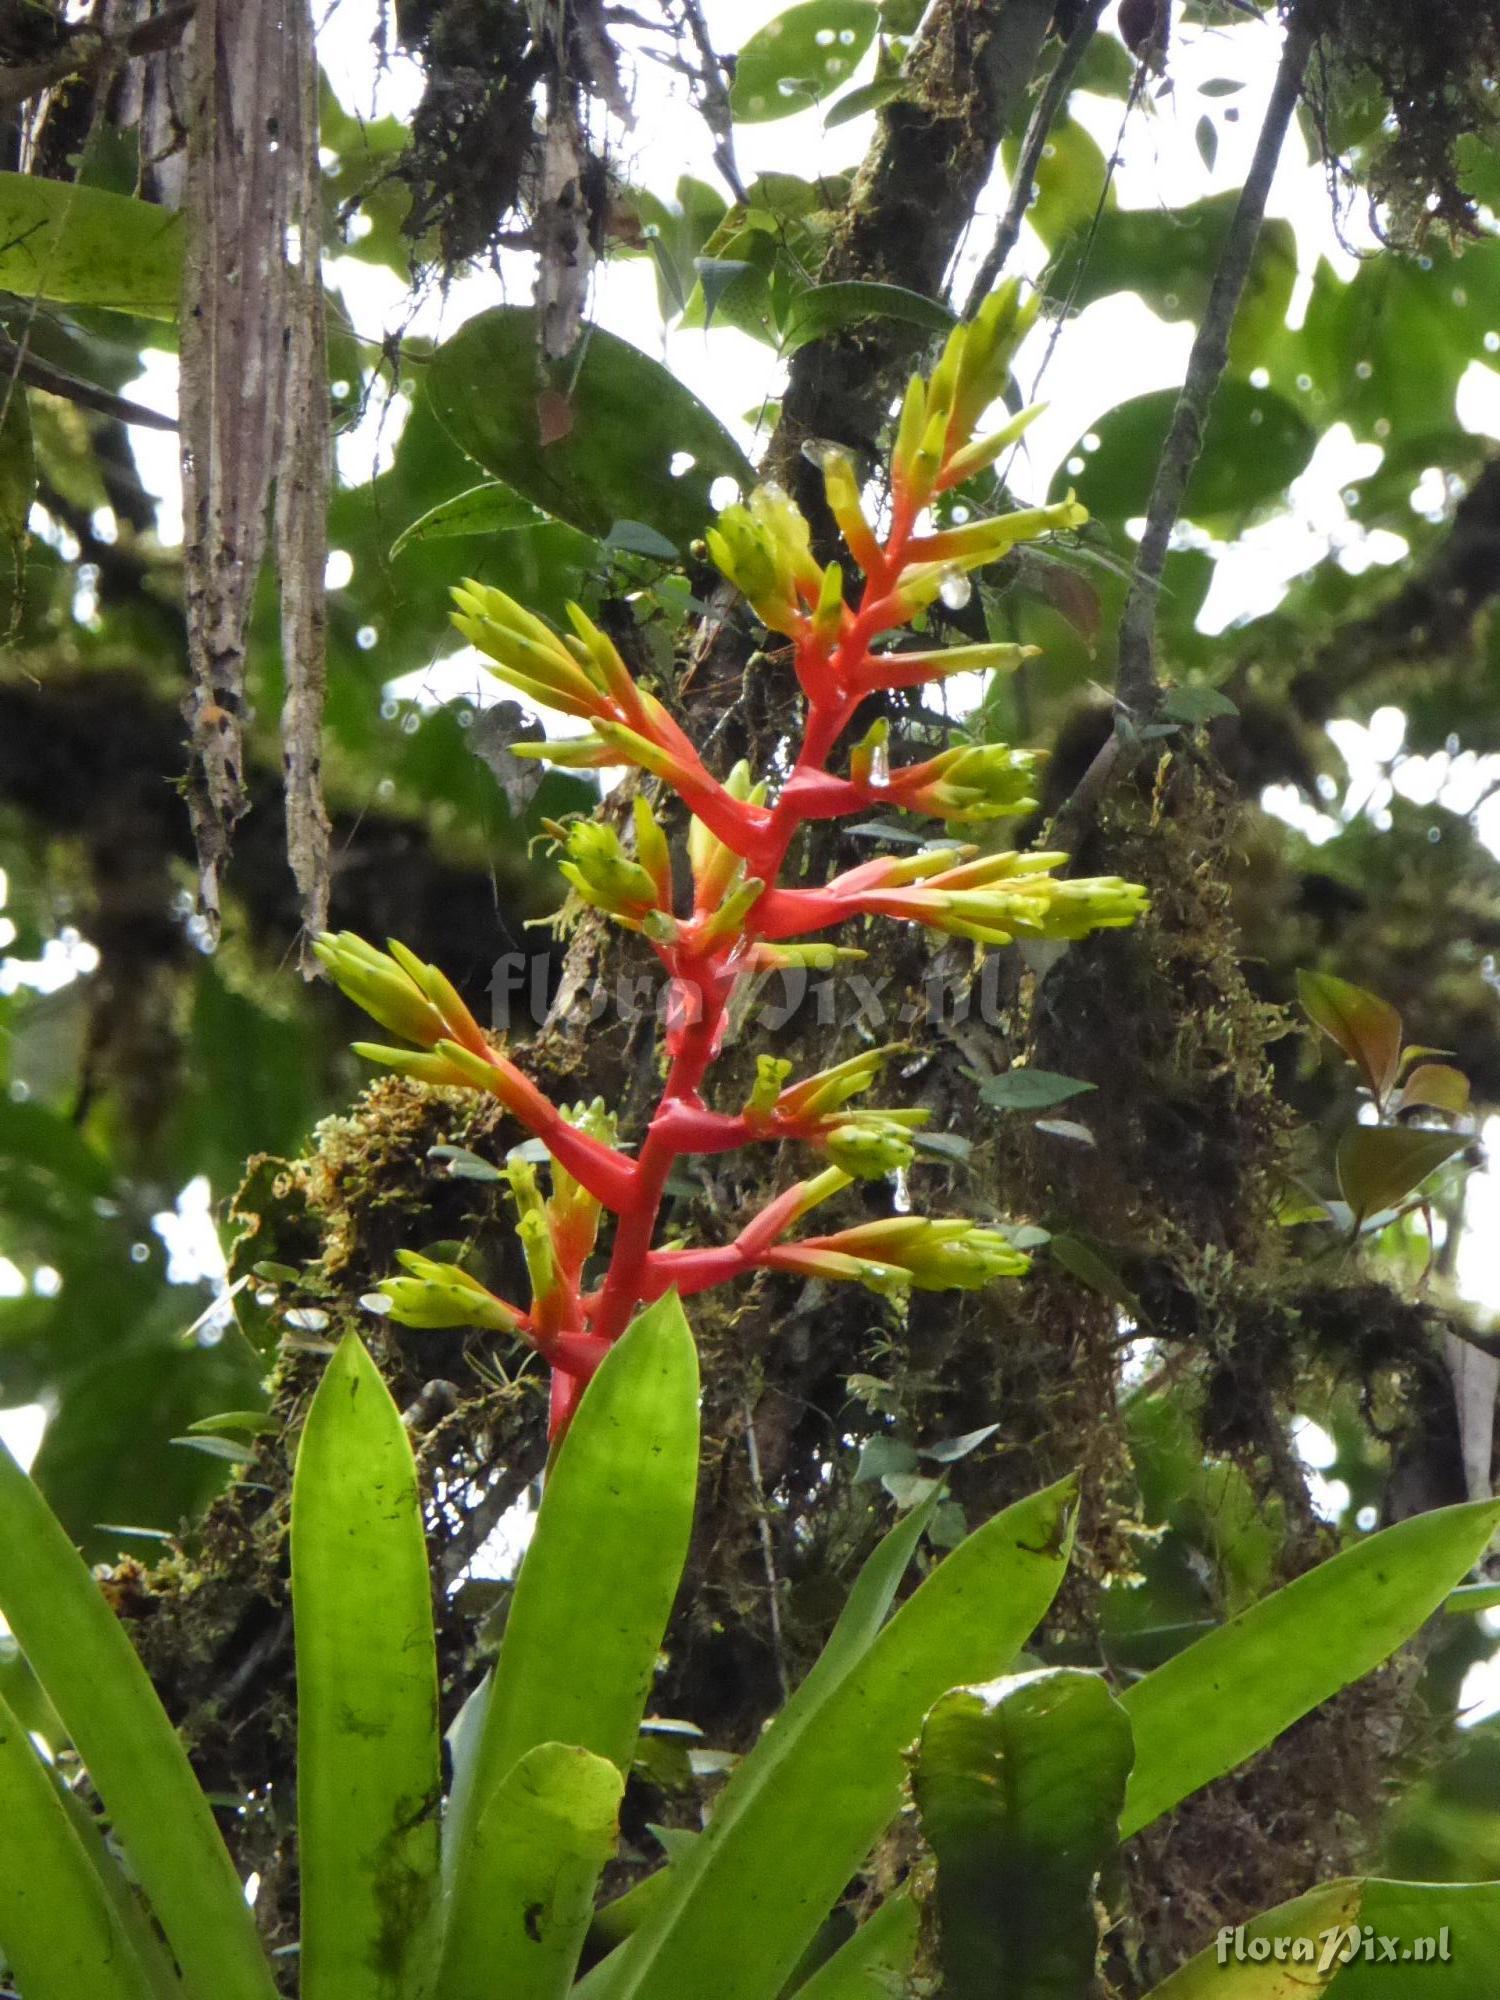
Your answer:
[814,443,882,574]
[375,1250,520,1333]
[824,1118,918,1178]
[746,1055,794,1118]
[812,560,846,644]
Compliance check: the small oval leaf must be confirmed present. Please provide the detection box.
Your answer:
[1297,969,1404,1102]
[1336,1124,1465,1225]
[1396,1062,1470,1118]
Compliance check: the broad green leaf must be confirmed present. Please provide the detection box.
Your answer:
[438,1293,699,2000]
[979,1069,1096,1112]
[1396,1063,1470,1117]
[1143,1879,1363,1997]
[792,1894,919,1997]
[1054,381,1315,522]
[1284,240,1500,445]
[1120,1500,1500,1837]
[730,2,879,122]
[0,1687,159,2000]
[1336,1125,1465,1226]
[1047,194,1296,371]
[602,1475,1078,2000]
[426,307,753,548]
[912,1670,1132,2000]
[390,482,548,559]
[1147,1874,1500,1995]
[0,1440,279,2000]
[292,1335,442,2000]
[451,1742,623,2000]
[695,254,763,329]
[1297,970,1403,1101]
[628,176,728,318]
[781,279,955,354]
[1002,115,1111,247]
[1327,1878,1500,1993]
[605,518,680,560]
[0,173,183,317]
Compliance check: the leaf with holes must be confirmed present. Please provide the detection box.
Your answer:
[1053,381,1315,522]
[730,1,879,122]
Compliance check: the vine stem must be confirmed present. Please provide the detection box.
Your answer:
[1053,2,1316,843]
[961,0,1110,320]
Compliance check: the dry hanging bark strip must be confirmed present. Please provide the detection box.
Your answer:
[276,0,332,949]
[179,0,330,948]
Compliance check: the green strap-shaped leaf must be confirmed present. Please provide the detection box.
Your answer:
[1142,1879,1364,1997]
[791,1895,920,1999]
[585,1496,938,1977]
[52,1771,188,2000]
[437,1292,699,2000]
[1146,1876,1500,1996]
[601,1475,1079,2000]
[0,173,183,316]
[450,1741,623,2000]
[425,308,753,548]
[292,1335,442,2000]
[1121,1500,1500,1837]
[0,1440,278,2000]
[1324,1878,1500,1994]
[912,1668,1133,2000]
[0,1685,161,2000]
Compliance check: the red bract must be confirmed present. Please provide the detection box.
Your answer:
[319,282,1149,1438]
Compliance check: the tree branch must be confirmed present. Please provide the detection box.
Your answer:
[0,2,195,112]
[962,0,1110,319]
[1053,3,1315,846]
[1115,5,1314,717]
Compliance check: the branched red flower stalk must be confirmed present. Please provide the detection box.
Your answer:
[317,282,1148,1438]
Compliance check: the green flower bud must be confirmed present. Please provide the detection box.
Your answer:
[824,1119,918,1178]
[375,1251,520,1333]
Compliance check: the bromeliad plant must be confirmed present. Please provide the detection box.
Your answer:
[1,1298,1498,2000]
[317,282,1148,1437]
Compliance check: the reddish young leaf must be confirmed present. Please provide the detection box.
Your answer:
[1297,969,1403,1103]
[1336,1124,1465,1226]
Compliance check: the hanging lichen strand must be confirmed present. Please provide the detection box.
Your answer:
[315,283,1148,1438]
